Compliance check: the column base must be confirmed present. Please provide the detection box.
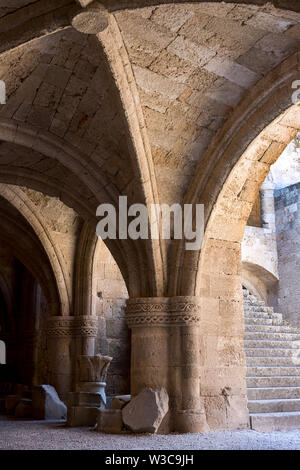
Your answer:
[97,409,126,434]
[67,390,105,427]
[76,381,106,404]
[174,409,209,433]
[67,405,100,427]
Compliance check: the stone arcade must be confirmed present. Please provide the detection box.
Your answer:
[1,0,300,439]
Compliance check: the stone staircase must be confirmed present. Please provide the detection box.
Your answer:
[243,288,300,431]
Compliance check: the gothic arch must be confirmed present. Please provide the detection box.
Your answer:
[0,184,72,316]
[172,51,300,295]
[0,211,61,316]
[166,53,300,430]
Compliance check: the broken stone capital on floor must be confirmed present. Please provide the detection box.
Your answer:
[78,354,113,383]
[67,354,112,427]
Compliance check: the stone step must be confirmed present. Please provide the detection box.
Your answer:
[244,317,284,326]
[244,339,300,349]
[245,312,282,320]
[244,306,274,313]
[245,296,265,305]
[245,348,298,357]
[244,301,267,306]
[245,324,299,334]
[250,411,300,431]
[248,398,300,413]
[247,367,300,377]
[244,292,300,430]
[246,356,298,366]
[247,387,300,400]
[247,376,300,388]
[245,332,300,341]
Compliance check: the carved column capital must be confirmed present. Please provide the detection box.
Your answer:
[46,316,98,338]
[74,316,99,337]
[46,317,74,337]
[126,296,201,328]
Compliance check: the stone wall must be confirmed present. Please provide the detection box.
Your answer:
[242,225,278,305]
[247,195,261,228]
[275,183,300,326]
[93,240,130,396]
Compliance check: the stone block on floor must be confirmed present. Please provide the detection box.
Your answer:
[112,395,131,410]
[68,391,104,408]
[122,387,169,433]
[97,409,124,434]
[15,398,33,418]
[32,385,67,420]
[5,395,21,414]
[67,405,100,427]
[13,384,30,398]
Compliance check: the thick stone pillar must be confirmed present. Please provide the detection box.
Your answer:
[73,316,99,386]
[46,317,74,400]
[126,297,208,433]
[46,316,98,400]
[260,177,276,231]
[74,316,98,356]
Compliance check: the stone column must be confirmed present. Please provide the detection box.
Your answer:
[74,316,98,356]
[73,316,98,385]
[46,316,98,400]
[260,177,276,231]
[126,297,208,433]
[46,317,74,400]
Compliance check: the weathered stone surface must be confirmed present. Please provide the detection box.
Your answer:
[5,395,21,415]
[76,381,107,405]
[175,409,209,433]
[15,399,33,418]
[97,409,123,434]
[77,354,112,383]
[112,395,131,410]
[68,391,103,408]
[2,0,300,437]
[67,389,106,427]
[13,384,30,398]
[32,385,67,420]
[122,387,169,433]
[71,4,109,35]
[67,406,99,427]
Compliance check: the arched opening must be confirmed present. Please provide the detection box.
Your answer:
[194,97,300,430]
[0,253,54,388]
[2,0,300,442]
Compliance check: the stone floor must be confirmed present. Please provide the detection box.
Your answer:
[0,417,300,450]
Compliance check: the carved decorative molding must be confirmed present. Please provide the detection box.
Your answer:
[126,297,201,328]
[77,354,112,382]
[46,316,98,337]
